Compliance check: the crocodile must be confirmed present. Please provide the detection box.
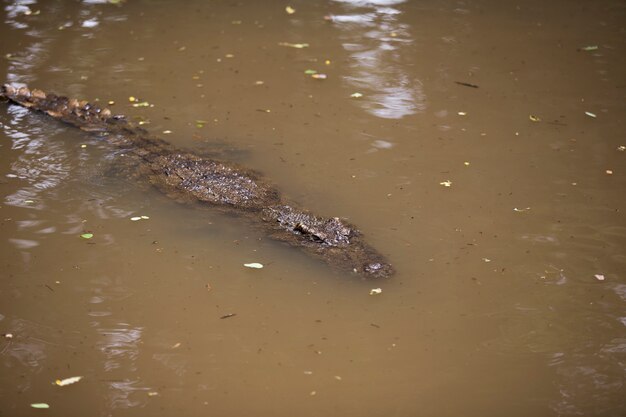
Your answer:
[0,84,393,278]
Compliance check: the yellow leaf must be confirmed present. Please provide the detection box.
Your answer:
[55,376,83,386]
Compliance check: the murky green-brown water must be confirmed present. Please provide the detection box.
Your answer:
[1,1,625,416]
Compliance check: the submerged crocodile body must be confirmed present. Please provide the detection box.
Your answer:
[0,84,393,278]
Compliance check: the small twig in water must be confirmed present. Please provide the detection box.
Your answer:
[455,81,479,89]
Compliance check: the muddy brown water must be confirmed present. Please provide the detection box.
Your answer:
[0,1,625,416]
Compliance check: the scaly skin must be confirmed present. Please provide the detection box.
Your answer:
[1,84,394,278]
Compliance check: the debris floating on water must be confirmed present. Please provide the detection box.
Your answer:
[454,81,479,88]
[278,42,309,49]
[594,274,605,281]
[55,376,83,387]
[80,233,93,239]
[244,262,264,269]
[529,115,541,122]
[285,6,296,14]
[439,180,452,187]
[130,215,149,221]
[369,288,382,295]
[220,313,237,319]
[585,111,597,118]
[30,403,50,409]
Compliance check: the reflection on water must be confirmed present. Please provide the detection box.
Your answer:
[99,325,148,409]
[97,325,142,372]
[330,0,425,119]
[552,338,626,416]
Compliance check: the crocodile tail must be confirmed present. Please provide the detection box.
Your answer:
[1,84,125,132]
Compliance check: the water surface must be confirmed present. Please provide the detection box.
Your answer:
[0,1,625,416]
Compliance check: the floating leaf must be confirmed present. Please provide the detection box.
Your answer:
[278,42,309,49]
[529,115,541,122]
[304,69,317,75]
[55,376,83,387]
[128,96,136,102]
[80,233,93,239]
[31,403,50,409]
[350,92,363,98]
[285,6,296,14]
[369,288,382,295]
[244,262,263,269]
